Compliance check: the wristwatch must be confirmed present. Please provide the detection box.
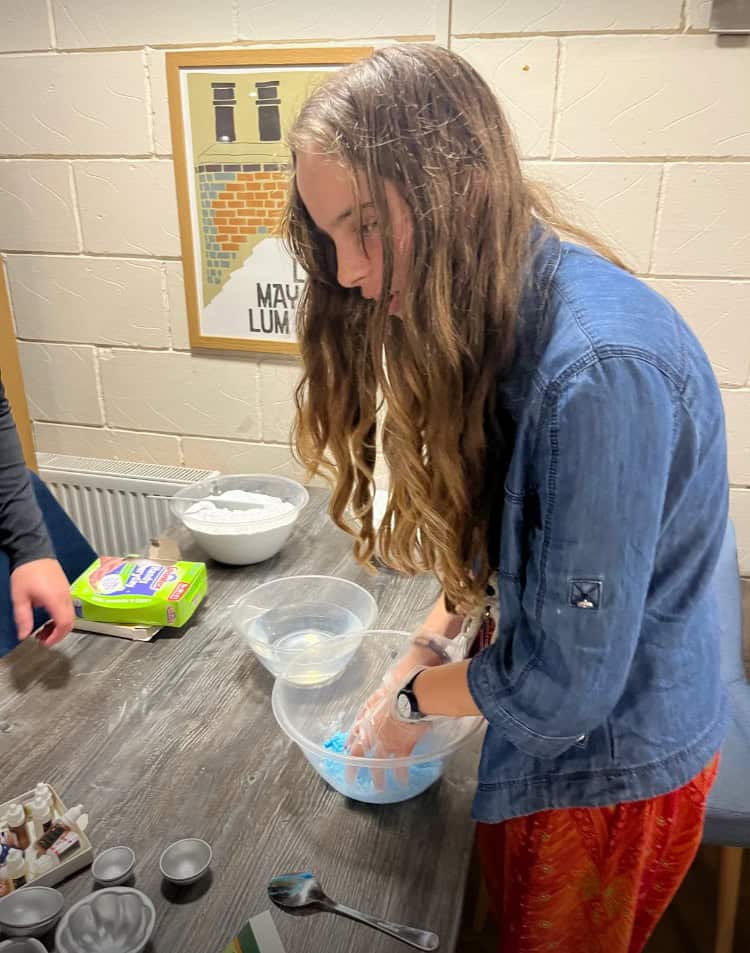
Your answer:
[396,667,428,722]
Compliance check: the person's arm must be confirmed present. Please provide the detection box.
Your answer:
[0,376,53,570]
[421,592,464,639]
[0,376,74,644]
[416,358,726,755]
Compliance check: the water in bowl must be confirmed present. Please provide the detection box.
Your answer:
[246,601,363,683]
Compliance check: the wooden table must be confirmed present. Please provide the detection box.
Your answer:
[0,488,481,952]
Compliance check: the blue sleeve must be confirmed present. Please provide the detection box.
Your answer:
[467,357,678,759]
[0,376,53,571]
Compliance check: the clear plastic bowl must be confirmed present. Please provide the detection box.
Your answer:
[171,474,309,565]
[233,575,377,683]
[272,629,483,803]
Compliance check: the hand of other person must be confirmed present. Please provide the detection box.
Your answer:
[11,558,75,646]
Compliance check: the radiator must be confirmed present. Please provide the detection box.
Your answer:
[38,453,219,556]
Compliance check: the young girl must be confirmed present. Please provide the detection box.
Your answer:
[284,44,728,952]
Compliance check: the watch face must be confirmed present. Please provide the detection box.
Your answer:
[397,692,413,720]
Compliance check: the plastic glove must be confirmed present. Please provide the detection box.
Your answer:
[345,631,468,789]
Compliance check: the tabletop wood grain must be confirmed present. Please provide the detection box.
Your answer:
[0,488,482,953]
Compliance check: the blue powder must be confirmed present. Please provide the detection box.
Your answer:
[319,731,442,804]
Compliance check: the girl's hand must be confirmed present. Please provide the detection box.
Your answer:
[344,631,466,789]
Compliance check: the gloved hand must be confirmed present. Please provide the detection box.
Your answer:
[345,630,469,789]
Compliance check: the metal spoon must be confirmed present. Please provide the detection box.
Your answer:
[267,872,439,950]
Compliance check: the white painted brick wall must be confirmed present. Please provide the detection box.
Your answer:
[732,489,750,574]
[18,342,102,425]
[99,349,261,440]
[0,1,51,52]
[164,263,191,350]
[52,0,236,49]
[0,53,149,155]
[0,162,79,252]
[182,437,304,478]
[451,0,684,35]
[724,390,750,487]
[652,164,750,276]
[452,38,558,157]
[644,279,750,387]
[555,37,750,158]
[73,160,181,257]
[1,1,748,574]
[259,360,302,444]
[34,422,181,465]
[236,0,436,41]
[524,161,662,272]
[7,256,171,348]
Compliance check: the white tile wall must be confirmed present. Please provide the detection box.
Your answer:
[1,2,748,569]
[452,38,557,157]
[652,164,750,277]
[34,422,181,465]
[73,160,181,257]
[0,0,51,52]
[0,53,149,156]
[0,162,79,252]
[18,342,102,425]
[99,350,260,440]
[451,0,683,34]
[7,256,171,348]
[555,37,750,159]
[525,161,662,272]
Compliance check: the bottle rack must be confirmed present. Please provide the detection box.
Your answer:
[0,784,93,889]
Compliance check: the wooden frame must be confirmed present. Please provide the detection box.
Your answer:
[0,258,36,469]
[166,47,372,354]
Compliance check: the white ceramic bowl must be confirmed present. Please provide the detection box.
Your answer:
[272,630,483,803]
[171,474,308,565]
[55,888,155,953]
[233,575,378,682]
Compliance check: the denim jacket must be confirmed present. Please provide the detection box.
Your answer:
[467,230,729,823]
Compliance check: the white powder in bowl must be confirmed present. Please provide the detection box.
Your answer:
[185,489,295,531]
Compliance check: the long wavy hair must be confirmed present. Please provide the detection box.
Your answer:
[284,44,625,612]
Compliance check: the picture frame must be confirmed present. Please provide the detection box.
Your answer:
[166,47,372,354]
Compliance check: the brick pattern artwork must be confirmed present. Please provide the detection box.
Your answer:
[198,162,289,288]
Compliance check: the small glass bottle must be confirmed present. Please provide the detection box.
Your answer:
[4,849,27,888]
[5,804,30,851]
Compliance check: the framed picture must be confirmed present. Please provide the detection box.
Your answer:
[166,47,371,354]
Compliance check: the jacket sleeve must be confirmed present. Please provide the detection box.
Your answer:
[0,375,54,571]
[467,357,680,759]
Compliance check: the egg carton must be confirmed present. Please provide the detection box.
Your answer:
[0,784,93,888]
